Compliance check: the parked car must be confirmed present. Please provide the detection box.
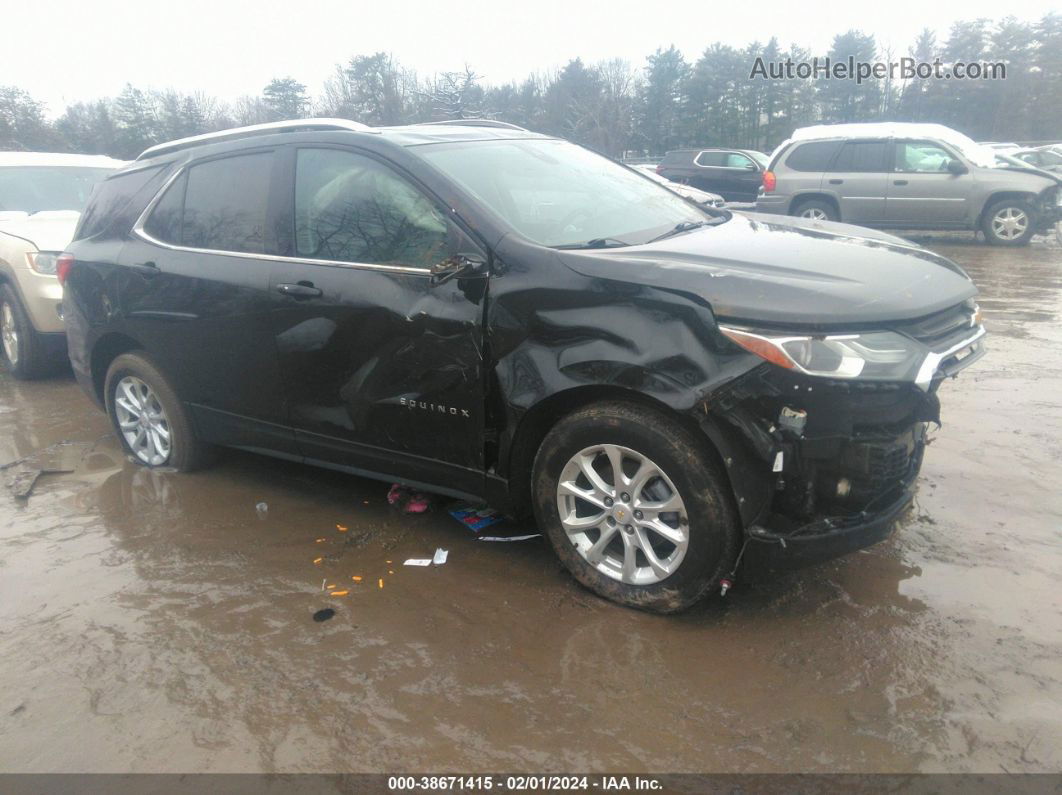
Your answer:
[0,152,124,377]
[656,148,769,202]
[62,119,985,612]
[756,123,1062,246]
[1011,148,1062,174]
[631,164,726,207]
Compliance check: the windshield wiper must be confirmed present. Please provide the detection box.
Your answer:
[554,237,630,250]
[645,221,712,244]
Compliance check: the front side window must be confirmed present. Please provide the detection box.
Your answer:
[894,142,956,173]
[418,139,707,247]
[143,153,274,253]
[294,149,455,268]
[830,141,888,173]
[724,153,754,168]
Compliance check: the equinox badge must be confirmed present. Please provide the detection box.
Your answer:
[400,397,471,418]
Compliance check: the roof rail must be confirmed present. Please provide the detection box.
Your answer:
[419,119,528,132]
[136,118,371,161]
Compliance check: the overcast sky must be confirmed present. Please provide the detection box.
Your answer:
[8,0,1058,116]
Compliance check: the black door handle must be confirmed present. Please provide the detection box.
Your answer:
[130,261,158,277]
[828,179,844,185]
[893,180,909,186]
[276,281,322,299]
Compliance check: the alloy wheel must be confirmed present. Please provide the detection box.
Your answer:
[801,208,828,220]
[991,206,1028,241]
[114,376,172,466]
[556,444,689,585]
[1,302,19,365]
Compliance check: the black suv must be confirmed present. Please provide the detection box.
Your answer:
[656,148,769,202]
[62,119,985,612]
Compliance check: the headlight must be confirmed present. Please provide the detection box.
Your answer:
[719,326,925,381]
[25,251,60,275]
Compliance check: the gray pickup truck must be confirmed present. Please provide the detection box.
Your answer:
[755,122,1062,246]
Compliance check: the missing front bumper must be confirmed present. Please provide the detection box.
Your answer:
[738,484,915,580]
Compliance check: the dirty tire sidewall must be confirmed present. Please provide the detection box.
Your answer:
[533,401,741,614]
[104,352,206,472]
[981,199,1036,247]
[0,284,51,380]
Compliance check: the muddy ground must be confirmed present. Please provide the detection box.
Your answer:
[0,233,1059,774]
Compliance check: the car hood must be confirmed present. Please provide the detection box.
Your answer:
[0,211,80,251]
[557,212,978,327]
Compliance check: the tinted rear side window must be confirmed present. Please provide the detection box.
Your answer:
[829,141,888,172]
[695,151,726,167]
[661,151,691,166]
[181,153,273,254]
[784,141,843,172]
[76,165,166,241]
[143,172,186,245]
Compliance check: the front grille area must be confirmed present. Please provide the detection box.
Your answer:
[815,424,924,511]
[895,301,978,353]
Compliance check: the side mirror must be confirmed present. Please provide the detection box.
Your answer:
[430,253,485,286]
[946,159,968,176]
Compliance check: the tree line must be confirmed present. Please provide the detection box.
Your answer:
[2,13,1059,161]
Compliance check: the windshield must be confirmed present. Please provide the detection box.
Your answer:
[0,167,114,213]
[417,139,709,247]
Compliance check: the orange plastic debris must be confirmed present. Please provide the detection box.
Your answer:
[313,557,323,564]
[331,590,349,597]
[336,524,348,532]
[378,578,384,589]
[315,538,326,543]
[351,576,363,582]
[388,570,395,575]
[327,584,336,589]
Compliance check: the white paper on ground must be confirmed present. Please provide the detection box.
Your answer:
[433,548,449,565]
[404,558,432,566]
[477,534,542,542]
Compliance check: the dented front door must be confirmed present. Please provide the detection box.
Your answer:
[269,146,487,490]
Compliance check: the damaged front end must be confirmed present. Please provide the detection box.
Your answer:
[701,300,986,579]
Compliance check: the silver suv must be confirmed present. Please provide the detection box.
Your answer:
[755,123,1062,246]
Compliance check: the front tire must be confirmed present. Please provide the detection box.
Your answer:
[104,352,209,471]
[532,401,740,613]
[1,284,55,379]
[982,199,1036,246]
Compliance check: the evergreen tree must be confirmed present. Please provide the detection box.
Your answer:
[262,77,310,120]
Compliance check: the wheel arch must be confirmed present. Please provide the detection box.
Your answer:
[90,332,144,403]
[502,384,757,523]
[978,191,1040,226]
[789,192,841,219]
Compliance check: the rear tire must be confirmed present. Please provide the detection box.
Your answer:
[982,199,1036,246]
[104,352,210,472]
[0,284,56,380]
[791,198,839,222]
[532,401,741,613]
